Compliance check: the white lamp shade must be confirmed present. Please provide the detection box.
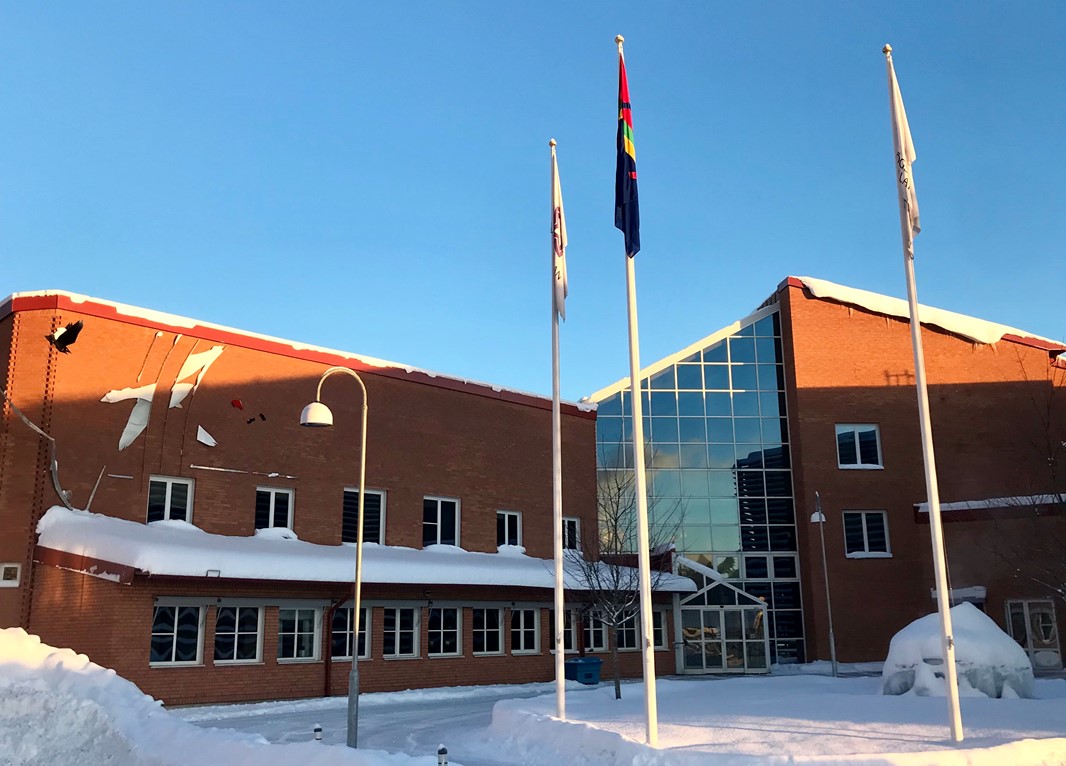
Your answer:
[300,401,334,428]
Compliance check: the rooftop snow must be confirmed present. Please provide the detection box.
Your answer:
[2,289,594,413]
[35,506,695,592]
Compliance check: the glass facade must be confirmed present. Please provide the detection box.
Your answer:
[593,308,805,664]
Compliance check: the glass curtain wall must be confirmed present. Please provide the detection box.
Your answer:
[593,309,805,664]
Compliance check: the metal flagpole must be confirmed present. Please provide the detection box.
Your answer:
[883,44,963,743]
[549,138,567,721]
[812,492,838,677]
[615,34,657,746]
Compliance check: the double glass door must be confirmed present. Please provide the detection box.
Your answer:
[681,607,767,672]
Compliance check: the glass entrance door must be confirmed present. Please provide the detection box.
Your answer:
[681,607,768,672]
[1006,600,1062,671]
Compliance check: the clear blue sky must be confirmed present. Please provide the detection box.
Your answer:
[2,3,1063,401]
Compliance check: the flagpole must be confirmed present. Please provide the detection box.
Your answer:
[617,34,659,748]
[884,44,963,743]
[549,138,567,722]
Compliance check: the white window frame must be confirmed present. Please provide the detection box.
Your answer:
[423,495,460,547]
[427,607,462,657]
[547,608,576,654]
[0,563,20,587]
[214,605,264,664]
[277,607,321,662]
[472,607,504,656]
[331,606,370,660]
[583,612,608,653]
[835,424,883,469]
[342,488,386,545]
[511,608,541,655]
[255,487,294,530]
[147,475,194,523]
[150,603,205,666]
[618,610,669,652]
[382,606,420,659]
[496,510,522,547]
[563,517,581,551]
[842,511,892,558]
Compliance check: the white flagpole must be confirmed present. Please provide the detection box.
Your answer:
[616,34,658,748]
[549,138,566,721]
[884,44,963,743]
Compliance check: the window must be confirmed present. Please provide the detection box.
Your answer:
[547,609,575,653]
[843,511,891,557]
[382,607,418,658]
[618,611,667,650]
[0,563,20,587]
[147,476,193,523]
[511,608,540,654]
[472,608,503,655]
[835,424,882,469]
[214,606,262,662]
[497,510,522,547]
[583,613,608,652]
[150,604,203,665]
[563,517,581,551]
[427,607,461,656]
[278,608,319,661]
[423,496,459,546]
[342,489,385,544]
[255,487,293,529]
[331,607,369,660]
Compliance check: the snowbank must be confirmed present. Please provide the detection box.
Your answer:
[882,602,1034,698]
[0,628,443,766]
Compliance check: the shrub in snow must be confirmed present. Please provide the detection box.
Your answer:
[881,602,1034,698]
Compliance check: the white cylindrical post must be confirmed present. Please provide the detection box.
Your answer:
[550,138,567,722]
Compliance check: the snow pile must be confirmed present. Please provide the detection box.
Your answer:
[0,627,446,766]
[882,602,1034,698]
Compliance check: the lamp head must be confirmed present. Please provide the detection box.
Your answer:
[300,400,334,428]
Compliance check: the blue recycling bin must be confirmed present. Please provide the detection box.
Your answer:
[564,657,603,685]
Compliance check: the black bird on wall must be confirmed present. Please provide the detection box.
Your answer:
[45,321,84,354]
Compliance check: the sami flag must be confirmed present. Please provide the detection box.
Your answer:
[615,51,640,257]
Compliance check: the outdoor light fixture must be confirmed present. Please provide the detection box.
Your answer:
[300,365,368,750]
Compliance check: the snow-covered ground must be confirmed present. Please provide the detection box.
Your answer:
[6,627,1066,766]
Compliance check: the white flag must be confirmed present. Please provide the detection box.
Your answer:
[551,144,569,320]
[887,48,920,255]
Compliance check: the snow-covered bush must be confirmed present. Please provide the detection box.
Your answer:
[882,602,1034,698]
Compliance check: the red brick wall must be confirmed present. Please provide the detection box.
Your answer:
[30,566,675,706]
[782,283,1066,663]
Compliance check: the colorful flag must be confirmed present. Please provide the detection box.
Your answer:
[615,49,640,257]
[886,47,920,255]
[551,143,568,320]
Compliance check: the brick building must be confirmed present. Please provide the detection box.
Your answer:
[589,276,1066,672]
[0,290,690,705]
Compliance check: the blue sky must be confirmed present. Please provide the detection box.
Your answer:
[2,3,1063,401]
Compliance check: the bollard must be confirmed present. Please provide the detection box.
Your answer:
[437,745,448,765]
[313,723,322,742]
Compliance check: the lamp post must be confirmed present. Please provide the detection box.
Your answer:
[810,491,838,678]
[300,366,368,749]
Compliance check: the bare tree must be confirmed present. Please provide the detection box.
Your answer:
[566,456,681,699]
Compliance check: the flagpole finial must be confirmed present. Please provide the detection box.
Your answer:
[549,138,556,148]
[883,44,893,56]
[615,34,624,49]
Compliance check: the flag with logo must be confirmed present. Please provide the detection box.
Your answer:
[887,48,920,256]
[551,144,568,320]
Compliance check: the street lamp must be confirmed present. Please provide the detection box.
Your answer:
[810,491,839,678]
[300,365,368,749]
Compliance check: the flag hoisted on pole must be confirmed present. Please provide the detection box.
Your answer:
[551,140,569,320]
[614,34,658,748]
[883,43,964,744]
[548,138,567,721]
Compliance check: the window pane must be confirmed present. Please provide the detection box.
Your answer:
[254,491,271,529]
[650,392,677,416]
[650,368,675,390]
[151,635,173,663]
[858,428,880,465]
[147,480,168,523]
[170,483,189,521]
[733,392,760,417]
[274,493,290,528]
[866,514,888,552]
[843,513,865,554]
[731,365,758,390]
[729,336,756,363]
[152,605,176,634]
[440,503,457,545]
[837,431,857,465]
[676,365,703,390]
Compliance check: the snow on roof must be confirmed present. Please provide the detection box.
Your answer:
[796,276,1059,347]
[2,290,595,413]
[35,506,695,592]
[915,493,1065,513]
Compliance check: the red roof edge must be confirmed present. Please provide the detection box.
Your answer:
[34,545,136,584]
[3,293,595,420]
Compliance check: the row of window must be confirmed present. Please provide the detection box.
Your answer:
[148,478,582,550]
[150,603,669,666]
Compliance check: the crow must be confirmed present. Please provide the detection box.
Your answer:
[45,321,84,354]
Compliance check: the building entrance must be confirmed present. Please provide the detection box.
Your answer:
[1007,599,1062,671]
